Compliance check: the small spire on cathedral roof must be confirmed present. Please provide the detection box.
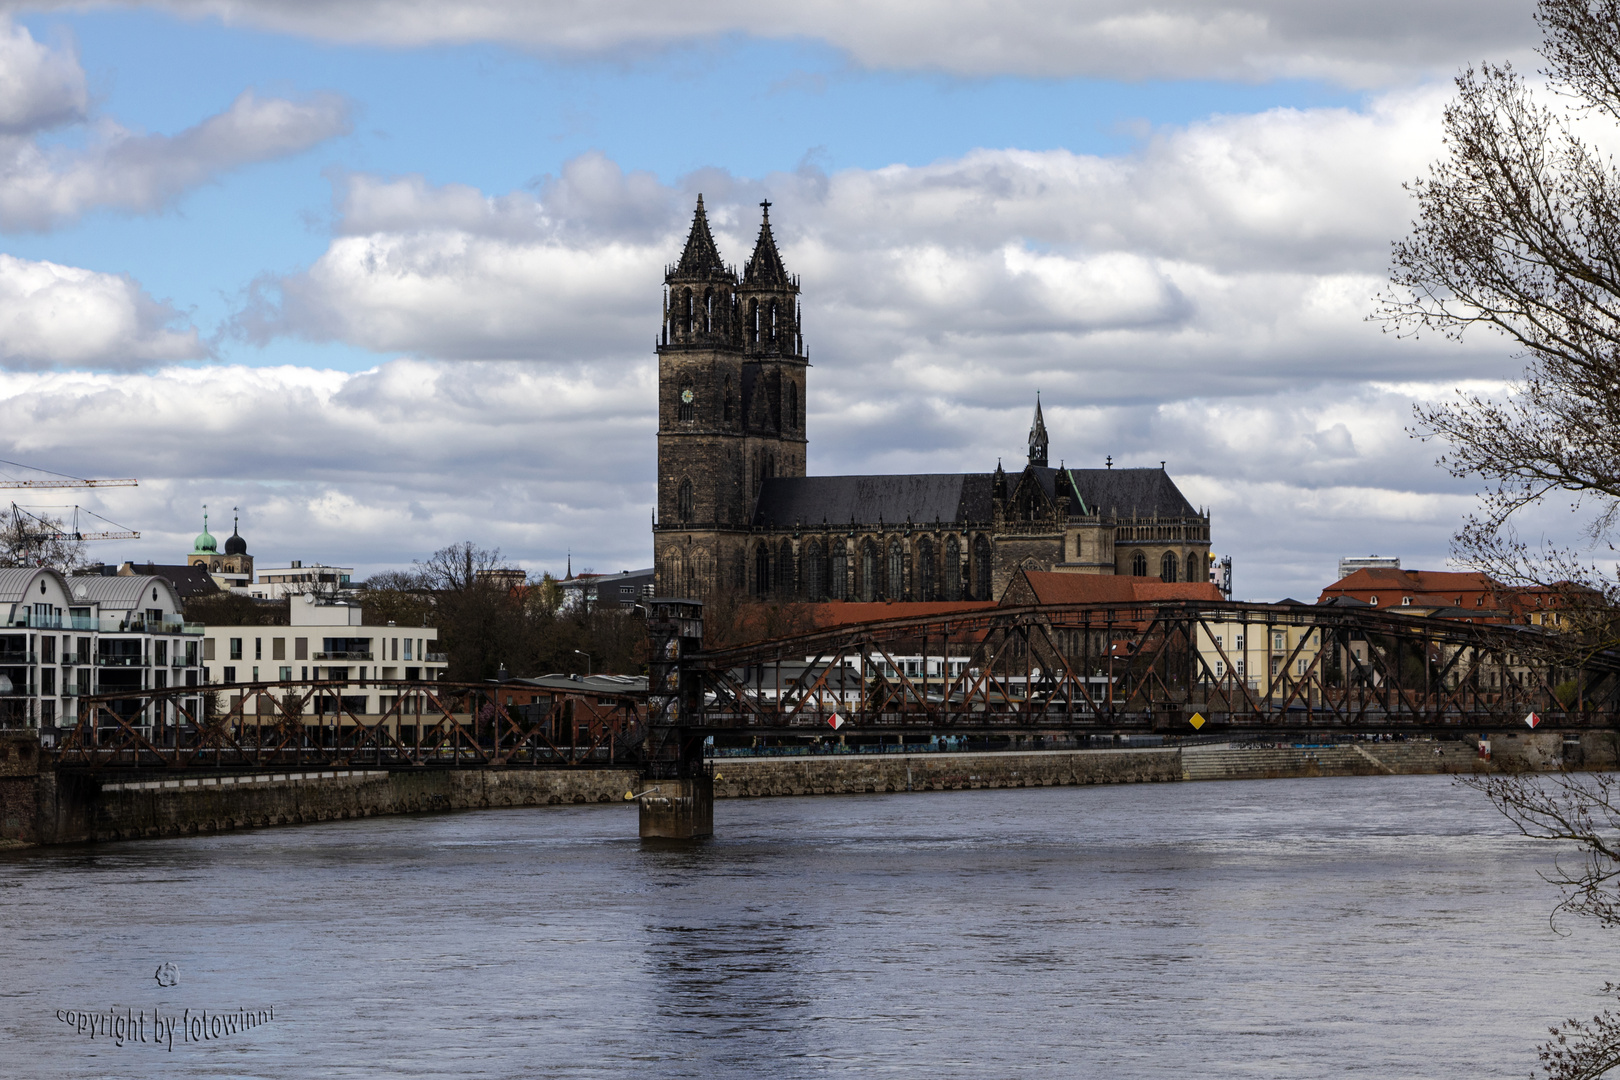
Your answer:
[1027,393,1049,467]
[741,198,793,289]
[672,194,729,279]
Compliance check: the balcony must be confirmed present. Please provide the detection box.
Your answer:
[0,653,37,665]
[95,656,146,667]
[425,652,447,663]
[9,612,62,629]
[315,651,373,661]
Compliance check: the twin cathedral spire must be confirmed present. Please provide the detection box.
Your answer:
[663,196,802,356]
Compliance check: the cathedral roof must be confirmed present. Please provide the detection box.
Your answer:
[750,466,1199,528]
[741,201,792,289]
[753,474,987,528]
[671,195,729,279]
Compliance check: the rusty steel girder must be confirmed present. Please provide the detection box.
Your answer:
[55,679,645,771]
[679,601,1620,736]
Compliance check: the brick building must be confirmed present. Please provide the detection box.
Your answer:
[652,197,1212,603]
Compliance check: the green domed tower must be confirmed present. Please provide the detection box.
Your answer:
[192,508,217,555]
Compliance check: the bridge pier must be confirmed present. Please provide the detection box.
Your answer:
[637,774,713,839]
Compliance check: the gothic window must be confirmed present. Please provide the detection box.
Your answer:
[748,299,760,344]
[1160,552,1178,583]
[1187,552,1201,585]
[805,540,825,600]
[778,539,795,597]
[679,382,694,422]
[704,289,713,333]
[1130,550,1147,577]
[973,535,992,600]
[754,542,771,599]
[677,479,694,523]
[943,535,961,600]
[888,539,905,601]
[787,381,798,430]
[682,288,694,334]
[859,540,877,602]
[769,300,779,342]
[724,378,734,422]
[917,537,935,601]
[831,540,848,601]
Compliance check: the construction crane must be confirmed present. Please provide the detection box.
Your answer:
[8,504,140,542]
[0,457,137,490]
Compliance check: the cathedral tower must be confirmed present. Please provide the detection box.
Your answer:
[655,197,808,598]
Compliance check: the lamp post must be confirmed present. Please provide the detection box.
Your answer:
[573,649,593,677]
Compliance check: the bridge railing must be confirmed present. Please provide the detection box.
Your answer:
[55,679,647,770]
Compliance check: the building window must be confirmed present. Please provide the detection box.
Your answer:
[973,535,992,600]
[678,479,694,523]
[1131,551,1148,577]
[1272,632,1284,651]
[1188,552,1201,584]
[859,540,877,602]
[831,540,848,601]
[805,540,825,600]
[1401,596,1412,606]
[1235,634,1245,650]
[1235,659,1245,677]
[888,540,905,600]
[1214,635,1223,648]
[1368,595,1378,606]
[787,381,798,430]
[280,667,291,682]
[917,537,935,601]
[255,637,262,660]
[755,542,771,599]
[223,666,236,683]
[1270,657,1280,677]
[779,538,795,597]
[229,638,242,660]
[1160,551,1178,583]
[1297,659,1307,676]
[678,383,694,422]
[273,637,285,661]
[943,535,961,601]
[1215,660,1225,677]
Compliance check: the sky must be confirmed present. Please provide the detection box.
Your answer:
[0,0,1567,600]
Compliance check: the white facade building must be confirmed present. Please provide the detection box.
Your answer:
[0,568,204,735]
[247,561,355,600]
[200,597,444,716]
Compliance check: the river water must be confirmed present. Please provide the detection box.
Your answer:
[1,774,1613,1078]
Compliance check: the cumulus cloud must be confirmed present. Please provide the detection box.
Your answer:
[245,85,1497,398]
[0,18,351,231]
[0,254,204,368]
[128,0,1534,86]
[0,17,86,134]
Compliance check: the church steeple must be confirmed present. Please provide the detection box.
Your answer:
[671,194,728,280]
[664,194,735,347]
[1028,394,1049,467]
[737,199,801,357]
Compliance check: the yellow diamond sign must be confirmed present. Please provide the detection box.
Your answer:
[1189,712,1206,730]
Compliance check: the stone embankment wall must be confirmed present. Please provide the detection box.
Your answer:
[5,729,1619,848]
[24,763,639,845]
[711,748,1181,798]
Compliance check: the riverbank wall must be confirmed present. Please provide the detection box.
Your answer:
[4,729,1617,847]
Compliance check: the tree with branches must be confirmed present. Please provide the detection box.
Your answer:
[1384,5,1620,1073]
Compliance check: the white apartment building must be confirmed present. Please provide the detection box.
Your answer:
[0,567,204,735]
[200,596,444,716]
[247,561,355,600]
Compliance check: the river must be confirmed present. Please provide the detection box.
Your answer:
[1,773,1612,1078]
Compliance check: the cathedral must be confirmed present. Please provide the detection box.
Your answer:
[652,197,1212,603]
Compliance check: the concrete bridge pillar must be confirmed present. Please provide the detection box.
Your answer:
[638,774,713,839]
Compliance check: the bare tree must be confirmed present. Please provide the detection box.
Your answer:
[1381,0,1620,615]
[0,507,88,571]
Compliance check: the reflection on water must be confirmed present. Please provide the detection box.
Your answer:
[0,775,1610,1078]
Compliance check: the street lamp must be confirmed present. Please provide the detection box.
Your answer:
[573,649,593,676]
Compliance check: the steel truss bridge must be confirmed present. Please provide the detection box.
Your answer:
[49,599,1620,775]
[56,678,646,771]
[662,599,1620,738]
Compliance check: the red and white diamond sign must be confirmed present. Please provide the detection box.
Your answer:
[1525,712,1542,729]
[827,713,845,730]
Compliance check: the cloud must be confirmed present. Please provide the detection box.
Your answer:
[0,17,86,134]
[0,254,205,369]
[130,0,1535,86]
[245,85,1499,399]
[0,17,350,231]
[0,88,352,231]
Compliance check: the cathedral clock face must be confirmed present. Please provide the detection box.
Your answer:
[681,389,694,404]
